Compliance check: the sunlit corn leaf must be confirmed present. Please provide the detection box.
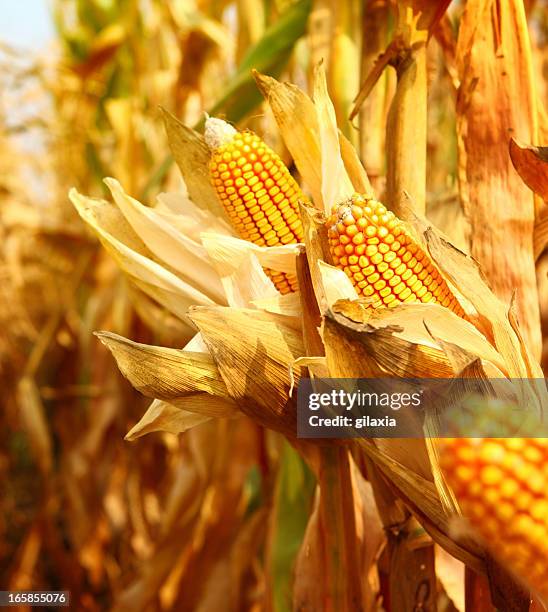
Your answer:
[95,331,237,418]
[199,233,302,308]
[201,232,300,277]
[338,130,373,195]
[70,189,215,326]
[254,70,372,211]
[253,71,324,208]
[188,305,304,437]
[423,227,542,380]
[251,291,302,318]
[160,108,229,219]
[155,191,233,238]
[105,178,226,304]
[125,400,212,440]
[313,63,354,211]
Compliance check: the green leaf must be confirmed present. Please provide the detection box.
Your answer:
[270,441,315,612]
[207,0,312,123]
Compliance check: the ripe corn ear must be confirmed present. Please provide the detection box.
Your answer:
[206,118,304,294]
[326,194,465,315]
[440,437,548,599]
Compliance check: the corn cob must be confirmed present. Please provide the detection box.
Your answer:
[205,117,304,294]
[326,194,465,316]
[440,436,548,599]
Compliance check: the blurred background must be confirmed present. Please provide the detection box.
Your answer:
[0,1,546,611]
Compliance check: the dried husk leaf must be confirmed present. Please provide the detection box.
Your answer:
[317,261,358,310]
[456,0,541,357]
[253,70,323,209]
[338,130,373,196]
[363,302,507,375]
[104,178,225,304]
[313,63,354,211]
[155,191,234,240]
[322,307,454,378]
[124,400,212,440]
[251,291,302,317]
[130,277,208,324]
[356,438,484,573]
[203,248,277,309]
[127,285,191,342]
[70,190,215,319]
[160,107,229,220]
[299,203,337,314]
[509,138,548,202]
[200,232,299,276]
[69,189,148,254]
[95,331,237,418]
[293,247,329,380]
[424,229,533,379]
[188,306,304,437]
[291,356,328,381]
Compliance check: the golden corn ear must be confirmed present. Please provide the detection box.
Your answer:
[440,437,548,599]
[206,117,304,294]
[326,194,464,315]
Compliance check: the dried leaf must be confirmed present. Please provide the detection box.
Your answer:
[96,331,237,418]
[317,260,357,309]
[253,71,323,208]
[509,138,548,201]
[70,190,215,320]
[125,400,212,440]
[338,130,373,196]
[188,306,304,437]
[104,178,225,304]
[251,291,302,317]
[160,108,229,219]
[17,377,53,476]
[356,439,484,573]
[322,307,454,378]
[424,229,529,378]
[201,232,299,276]
[313,63,354,211]
[300,204,336,313]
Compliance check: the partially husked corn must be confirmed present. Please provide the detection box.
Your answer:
[326,194,465,315]
[206,117,304,294]
[440,437,548,599]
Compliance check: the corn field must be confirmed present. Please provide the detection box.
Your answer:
[1,0,547,610]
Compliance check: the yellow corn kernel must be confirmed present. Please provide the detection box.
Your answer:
[206,117,304,294]
[440,437,548,599]
[326,194,465,315]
